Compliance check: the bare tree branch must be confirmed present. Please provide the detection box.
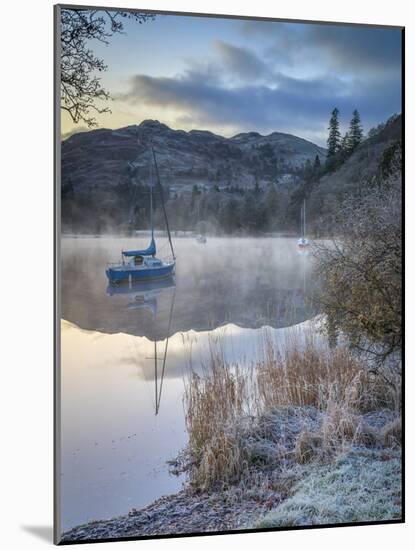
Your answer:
[60,8,155,127]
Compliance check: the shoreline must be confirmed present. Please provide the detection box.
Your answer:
[61,407,401,543]
[61,484,277,542]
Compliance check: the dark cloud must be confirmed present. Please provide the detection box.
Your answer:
[117,23,402,144]
[213,40,269,80]
[306,25,402,75]
[119,66,400,143]
[244,21,402,77]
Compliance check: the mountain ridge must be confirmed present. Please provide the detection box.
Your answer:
[62,119,327,196]
[64,118,327,148]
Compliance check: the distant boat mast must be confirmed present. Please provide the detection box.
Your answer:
[300,199,307,238]
[150,166,154,241]
[303,198,306,238]
[298,199,310,248]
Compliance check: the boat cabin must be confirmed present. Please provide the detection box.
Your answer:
[126,255,163,268]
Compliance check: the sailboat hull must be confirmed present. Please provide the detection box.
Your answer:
[106,260,175,284]
[106,275,176,295]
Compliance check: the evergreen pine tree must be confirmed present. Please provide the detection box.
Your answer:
[340,131,352,156]
[349,109,363,151]
[313,155,321,170]
[327,107,341,157]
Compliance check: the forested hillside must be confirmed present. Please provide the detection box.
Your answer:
[61,120,325,233]
[61,114,401,235]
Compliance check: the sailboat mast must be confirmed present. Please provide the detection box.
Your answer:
[300,203,304,238]
[303,199,306,238]
[150,165,154,240]
[151,147,175,260]
[155,286,176,416]
[154,340,158,415]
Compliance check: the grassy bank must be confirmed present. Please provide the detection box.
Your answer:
[176,325,402,526]
[253,448,401,527]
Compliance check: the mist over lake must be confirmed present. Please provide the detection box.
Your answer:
[60,235,317,529]
[57,6,402,542]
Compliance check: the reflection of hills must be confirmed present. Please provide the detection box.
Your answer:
[62,317,321,386]
[71,283,316,340]
[61,237,319,340]
[170,286,316,335]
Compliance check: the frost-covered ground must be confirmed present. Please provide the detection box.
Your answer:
[254,447,401,528]
[61,407,401,542]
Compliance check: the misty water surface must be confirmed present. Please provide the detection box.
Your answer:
[62,236,316,338]
[60,236,318,531]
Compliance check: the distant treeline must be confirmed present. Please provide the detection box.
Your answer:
[165,112,401,236]
[61,112,401,236]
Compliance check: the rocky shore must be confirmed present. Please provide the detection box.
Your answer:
[60,484,283,542]
[61,407,401,543]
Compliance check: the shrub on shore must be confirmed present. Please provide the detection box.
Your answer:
[181,327,400,493]
[313,177,402,367]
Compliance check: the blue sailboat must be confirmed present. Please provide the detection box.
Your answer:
[106,148,176,284]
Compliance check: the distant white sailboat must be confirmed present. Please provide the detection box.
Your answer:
[298,199,310,249]
[196,234,207,244]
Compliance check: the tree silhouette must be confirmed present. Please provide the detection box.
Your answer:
[60,8,154,127]
[327,107,341,157]
[349,109,364,151]
[340,131,352,156]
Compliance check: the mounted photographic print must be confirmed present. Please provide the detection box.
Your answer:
[54,4,404,544]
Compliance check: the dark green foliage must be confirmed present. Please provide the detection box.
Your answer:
[349,110,364,151]
[368,122,386,139]
[380,141,402,180]
[313,155,321,170]
[327,108,341,158]
[340,132,352,157]
[325,109,364,172]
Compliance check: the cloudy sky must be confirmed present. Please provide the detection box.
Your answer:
[61,12,402,146]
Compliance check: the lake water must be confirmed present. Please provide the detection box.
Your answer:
[59,236,317,531]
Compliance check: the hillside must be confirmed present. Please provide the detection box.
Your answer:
[304,113,402,234]
[61,120,328,232]
[62,120,326,194]
[61,115,401,235]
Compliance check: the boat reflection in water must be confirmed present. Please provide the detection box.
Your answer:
[107,275,176,415]
[107,276,176,319]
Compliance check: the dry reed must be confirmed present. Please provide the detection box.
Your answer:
[183,327,399,492]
